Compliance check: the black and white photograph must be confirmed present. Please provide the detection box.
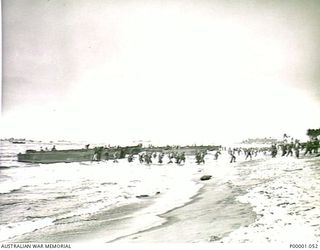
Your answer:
[1,0,320,249]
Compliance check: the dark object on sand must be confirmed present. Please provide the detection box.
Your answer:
[200,175,212,181]
[136,194,149,198]
[209,235,221,242]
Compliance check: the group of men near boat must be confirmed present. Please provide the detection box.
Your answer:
[123,138,320,165]
[227,147,262,163]
[40,145,56,151]
[227,138,319,163]
[270,138,319,159]
[127,148,259,164]
[128,151,207,165]
[132,152,186,164]
[39,138,320,164]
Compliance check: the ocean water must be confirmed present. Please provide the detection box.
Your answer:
[0,140,205,243]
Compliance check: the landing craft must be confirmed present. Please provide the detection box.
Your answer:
[17,144,221,164]
[17,145,143,164]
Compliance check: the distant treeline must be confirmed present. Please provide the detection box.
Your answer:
[241,137,279,144]
[307,128,320,139]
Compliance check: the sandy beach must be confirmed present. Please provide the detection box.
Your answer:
[111,177,257,243]
[1,140,320,244]
[112,156,320,243]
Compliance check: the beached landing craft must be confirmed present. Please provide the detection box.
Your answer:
[17,145,143,164]
[17,144,221,164]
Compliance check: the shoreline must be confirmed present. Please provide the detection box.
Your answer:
[107,184,206,243]
[112,160,258,243]
[10,199,155,243]
[110,156,320,243]
[7,161,204,243]
[4,154,320,244]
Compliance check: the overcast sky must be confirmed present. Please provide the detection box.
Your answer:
[1,0,320,144]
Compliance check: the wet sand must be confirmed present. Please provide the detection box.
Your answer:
[12,200,155,243]
[112,156,320,243]
[112,164,257,243]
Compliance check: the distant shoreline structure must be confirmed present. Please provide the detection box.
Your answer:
[2,126,319,146]
[240,137,280,145]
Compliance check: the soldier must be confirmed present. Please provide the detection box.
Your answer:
[144,153,152,164]
[201,152,206,164]
[281,144,287,157]
[286,143,294,157]
[195,151,201,165]
[314,138,319,154]
[93,147,102,161]
[214,151,221,160]
[271,144,277,158]
[175,153,180,164]
[304,141,313,156]
[245,150,252,160]
[168,153,174,164]
[295,146,300,158]
[144,153,148,164]
[180,152,186,164]
[139,153,144,163]
[113,152,119,163]
[128,154,134,163]
[105,151,110,161]
[158,153,164,164]
[229,149,236,163]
